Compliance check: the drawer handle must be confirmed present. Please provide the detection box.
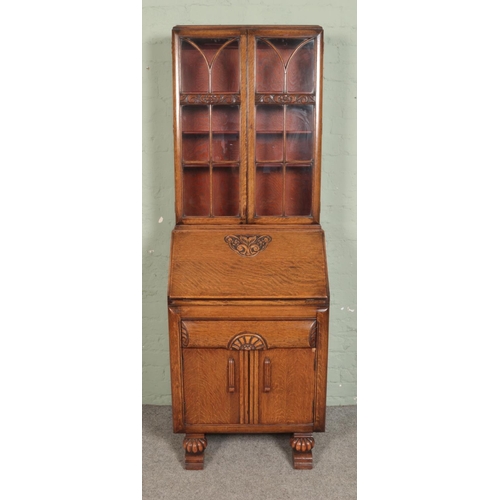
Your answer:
[263,357,271,392]
[228,357,235,393]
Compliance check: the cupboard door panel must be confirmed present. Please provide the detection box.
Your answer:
[183,349,240,425]
[258,349,315,425]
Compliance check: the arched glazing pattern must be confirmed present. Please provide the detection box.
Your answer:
[181,38,240,93]
[255,37,316,94]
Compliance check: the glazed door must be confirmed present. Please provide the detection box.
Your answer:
[182,349,241,425]
[247,28,323,224]
[257,349,316,425]
[173,30,248,224]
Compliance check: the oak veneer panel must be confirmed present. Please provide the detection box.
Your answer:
[258,349,315,425]
[183,349,240,425]
[169,227,328,300]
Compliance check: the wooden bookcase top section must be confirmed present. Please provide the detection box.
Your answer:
[172,25,324,225]
[168,225,329,301]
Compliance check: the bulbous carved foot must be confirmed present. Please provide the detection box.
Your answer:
[183,434,207,470]
[290,433,315,469]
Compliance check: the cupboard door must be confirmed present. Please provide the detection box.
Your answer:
[258,349,316,425]
[183,349,241,425]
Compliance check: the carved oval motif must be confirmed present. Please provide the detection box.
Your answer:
[290,436,315,452]
[228,332,268,351]
[224,234,272,257]
[183,437,207,454]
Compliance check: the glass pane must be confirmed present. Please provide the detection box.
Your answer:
[286,105,314,161]
[183,166,210,216]
[182,134,209,162]
[286,133,313,161]
[256,105,283,131]
[287,40,315,93]
[212,39,239,92]
[212,106,239,162]
[256,165,283,216]
[212,105,239,132]
[181,39,209,93]
[182,106,209,132]
[256,134,283,162]
[213,166,239,216]
[256,39,284,93]
[256,105,283,162]
[286,105,314,131]
[285,166,312,216]
[213,134,239,161]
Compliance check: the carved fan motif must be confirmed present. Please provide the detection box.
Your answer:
[228,332,268,351]
[224,234,272,257]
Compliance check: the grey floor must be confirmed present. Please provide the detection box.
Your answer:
[143,405,356,500]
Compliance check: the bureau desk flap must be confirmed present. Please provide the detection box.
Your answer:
[168,226,329,301]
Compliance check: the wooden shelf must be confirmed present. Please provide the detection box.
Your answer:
[183,162,240,167]
[256,130,312,134]
[182,131,240,134]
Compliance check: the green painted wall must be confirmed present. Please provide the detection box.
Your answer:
[143,0,356,405]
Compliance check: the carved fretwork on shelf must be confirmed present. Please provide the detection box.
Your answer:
[255,94,315,104]
[309,321,318,348]
[181,322,189,347]
[180,94,241,105]
[224,235,272,257]
[228,332,268,351]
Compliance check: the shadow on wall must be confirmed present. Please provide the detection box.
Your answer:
[143,35,176,405]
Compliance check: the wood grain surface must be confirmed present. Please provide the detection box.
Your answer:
[169,226,328,300]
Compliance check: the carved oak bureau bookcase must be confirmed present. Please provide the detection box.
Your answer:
[167,25,329,470]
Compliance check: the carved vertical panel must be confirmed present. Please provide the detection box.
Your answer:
[181,322,189,347]
[227,357,235,393]
[308,321,317,348]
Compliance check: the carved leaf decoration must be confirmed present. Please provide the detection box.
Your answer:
[255,94,315,104]
[228,332,268,351]
[290,436,315,452]
[180,94,241,105]
[224,234,272,257]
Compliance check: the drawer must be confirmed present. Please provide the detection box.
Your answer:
[180,319,317,349]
